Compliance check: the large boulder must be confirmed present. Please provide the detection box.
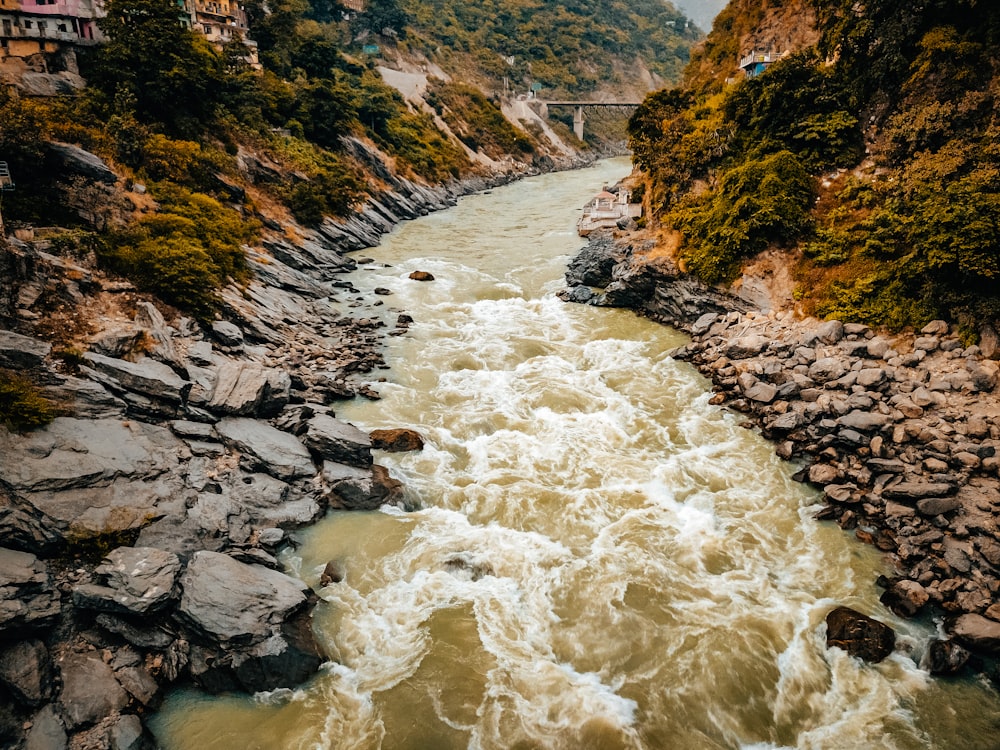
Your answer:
[215,418,315,480]
[57,652,130,730]
[0,330,50,370]
[0,417,186,494]
[207,362,290,417]
[72,546,180,616]
[82,353,190,403]
[369,428,425,452]
[950,613,1000,655]
[0,639,53,706]
[564,232,626,288]
[175,551,323,692]
[304,414,372,467]
[48,142,117,184]
[0,548,60,635]
[321,462,403,510]
[825,606,895,663]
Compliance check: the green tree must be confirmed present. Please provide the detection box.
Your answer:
[86,0,227,135]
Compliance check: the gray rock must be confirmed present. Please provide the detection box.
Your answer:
[216,418,315,480]
[169,420,217,440]
[0,639,52,706]
[58,652,130,729]
[808,357,848,383]
[211,321,244,347]
[109,713,145,750]
[0,330,51,369]
[134,301,181,367]
[175,552,324,692]
[207,362,289,417]
[24,705,67,750]
[950,614,1000,655]
[916,496,960,516]
[304,414,372,467]
[48,142,117,183]
[564,233,626,288]
[186,340,215,367]
[744,382,777,403]
[866,337,891,358]
[882,482,957,501]
[921,320,949,336]
[816,320,844,344]
[690,313,718,336]
[114,664,159,706]
[83,353,190,403]
[73,547,180,616]
[726,335,769,359]
[41,376,127,419]
[837,410,891,431]
[321,462,403,510]
[0,548,60,634]
[176,551,311,644]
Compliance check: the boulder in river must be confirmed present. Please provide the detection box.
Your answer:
[408,270,435,281]
[304,414,372,467]
[949,614,1000,656]
[925,638,971,676]
[175,551,324,693]
[825,606,896,663]
[369,428,425,452]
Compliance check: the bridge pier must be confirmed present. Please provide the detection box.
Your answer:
[573,106,585,141]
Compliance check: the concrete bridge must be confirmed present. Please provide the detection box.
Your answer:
[533,100,642,140]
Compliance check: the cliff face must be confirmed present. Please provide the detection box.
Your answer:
[629,0,1000,334]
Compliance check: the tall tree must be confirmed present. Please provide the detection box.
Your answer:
[86,0,226,135]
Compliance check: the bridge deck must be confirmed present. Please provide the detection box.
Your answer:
[542,101,642,106]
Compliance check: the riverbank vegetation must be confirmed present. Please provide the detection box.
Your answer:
[0,0,697,319]
[630,0,1000,333]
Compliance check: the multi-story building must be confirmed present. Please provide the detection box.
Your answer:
[1,0,258,84]
[0,0,102,76]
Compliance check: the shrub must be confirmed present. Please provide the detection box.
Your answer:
[0,370,55,433]
[672,150,814,283]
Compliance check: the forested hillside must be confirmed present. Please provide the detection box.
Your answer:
[0,0,696,323]
[630,0,1000,336]
[401,0,699,95]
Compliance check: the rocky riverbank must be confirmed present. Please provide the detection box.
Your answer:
[0,140,612,749]
[563,230,1000,678]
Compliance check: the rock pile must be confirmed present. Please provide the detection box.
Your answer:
[564,232,1000,676]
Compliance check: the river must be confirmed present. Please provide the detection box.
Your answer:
[152,158,1000,749]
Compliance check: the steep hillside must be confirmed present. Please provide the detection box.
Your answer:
[400,0,700,99]
[0,0,700,329]
[629,0,1000,338]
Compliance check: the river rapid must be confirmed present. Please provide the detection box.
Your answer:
[152,158,1000,750]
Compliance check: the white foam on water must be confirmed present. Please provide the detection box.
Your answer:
[151,158,1000,750]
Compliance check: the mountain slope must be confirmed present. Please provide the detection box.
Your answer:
[630,0,1000,335]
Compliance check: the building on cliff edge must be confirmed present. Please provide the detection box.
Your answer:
[1,0,257,93]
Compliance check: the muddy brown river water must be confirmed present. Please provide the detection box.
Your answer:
[151,158,1000,749]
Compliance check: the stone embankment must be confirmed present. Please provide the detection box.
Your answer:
[0,136,536,749]
[563,231,1000,675]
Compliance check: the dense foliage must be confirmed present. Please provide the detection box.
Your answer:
[630,0,1000,330]
[0,370,55,433]
[402,0,698,95]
